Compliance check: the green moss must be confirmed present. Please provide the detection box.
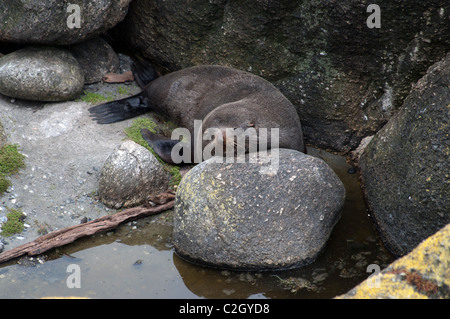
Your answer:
[78,90,114,104]
[124,118,184,187]
[0,177,11,195]
[0,144,25,174]
[124,118,158,152]
[0,144,25,195]
[169,166,182,186]
[117,86,130,95]
[1,208,25,237]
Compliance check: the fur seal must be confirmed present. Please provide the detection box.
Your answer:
[89,62,305,164]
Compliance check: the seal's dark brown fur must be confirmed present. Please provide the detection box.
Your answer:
[90,65,305,162]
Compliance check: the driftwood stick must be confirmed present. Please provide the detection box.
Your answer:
[0,197,174,264]
[102,71,134,83]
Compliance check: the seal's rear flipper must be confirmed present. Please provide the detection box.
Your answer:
[89,93,150,124]
[131,56,159,89]
[141,129,183,165]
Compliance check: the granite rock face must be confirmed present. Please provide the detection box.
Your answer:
[359,54,450,256]
[173,149,345,270]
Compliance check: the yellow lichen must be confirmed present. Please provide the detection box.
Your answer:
[337,224,450,299]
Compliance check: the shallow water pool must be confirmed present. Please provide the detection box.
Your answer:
[0,148,394,298]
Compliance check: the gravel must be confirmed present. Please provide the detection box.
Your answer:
[0,81,141,251]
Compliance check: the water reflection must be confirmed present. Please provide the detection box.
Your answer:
[0,148,394,299]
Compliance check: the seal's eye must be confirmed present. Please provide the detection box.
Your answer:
[236,121,255,131]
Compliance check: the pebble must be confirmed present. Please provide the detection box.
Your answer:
[313,273,328,283]
[133,259,143,265]
[222,289,235,296]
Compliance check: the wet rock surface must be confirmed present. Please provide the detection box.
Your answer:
[173,149,345,270]
[0,81,141,251]
[0,46,84,102]
[0,0,447,294]
[359,53,450,257]
[338,224,450,299]
[0,0,132,45]
[70,37,120,84]
[98,140,169,209]
[112,0,450,153]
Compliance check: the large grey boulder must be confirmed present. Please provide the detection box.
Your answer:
[112,0,450,153]
[0,46,84,102]
[70,37,120,84]
[0,1,132,45]
[98,140,169,209]
[359,53,450,256]
[173,149,345,270]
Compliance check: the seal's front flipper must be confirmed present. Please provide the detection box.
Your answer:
[89,93,150,124]
[141,129,182,165]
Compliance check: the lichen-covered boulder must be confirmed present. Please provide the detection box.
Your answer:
[0,46,84,102]
[173,149,345,270]
[338,223,450,299]
[359,53,450,256]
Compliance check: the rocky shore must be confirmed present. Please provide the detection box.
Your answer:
[0,0,448,298]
